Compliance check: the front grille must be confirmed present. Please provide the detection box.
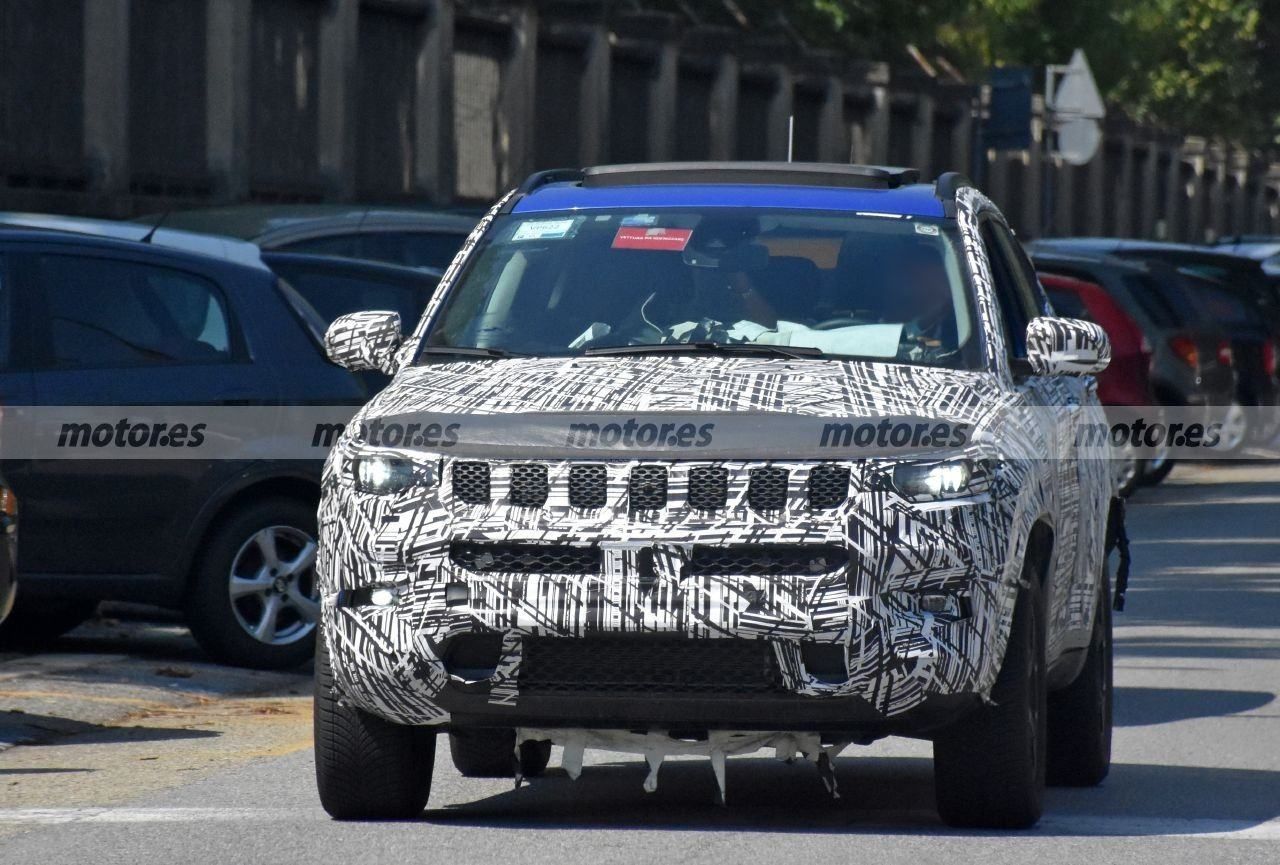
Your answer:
[687,465,729,511]
[519,636,787,695]
[568,464,607,509]
[509,463,548,507]
[807,465,849,509]
[686,544,847,577]
[629,466,668,510]
[748,467,789,511]
[452,462,491,505]
[450,541,600,574]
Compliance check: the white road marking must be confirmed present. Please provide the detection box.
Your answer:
[0,808,287,824]
[0,808,1276,839]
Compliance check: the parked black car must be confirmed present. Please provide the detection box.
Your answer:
[143,205,475,271]
[1212,236,1280,284]
[1031,251,1238,481]
[0,218,375,668]
[1176,270,1279,446]
[1031,238,1280,334]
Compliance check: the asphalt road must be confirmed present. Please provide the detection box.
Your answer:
[2,462,1278,864]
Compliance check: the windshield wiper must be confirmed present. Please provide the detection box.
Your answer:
[582,341,828,360]
[418,345,524,360]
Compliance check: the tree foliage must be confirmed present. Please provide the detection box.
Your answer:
[667,0,1279,148]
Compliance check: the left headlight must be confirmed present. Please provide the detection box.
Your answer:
[352,455,433,494]
[891,459,977,501]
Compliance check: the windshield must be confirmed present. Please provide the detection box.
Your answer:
[419,208,980,368]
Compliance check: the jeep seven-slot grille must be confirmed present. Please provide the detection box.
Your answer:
[686,544,847,577]
[807,465,850,509]
[452,462,491,504]
[687,465,729,511]
[509,463,549,507]
[518,636,787,695]
[629,466,668,510]
[748,467,789,511]
[451,462,846,511]
[450,541,600,574]
[568,464,607,509]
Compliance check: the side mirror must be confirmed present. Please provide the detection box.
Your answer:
[324,311,403,374]
[1025,316,1111,376]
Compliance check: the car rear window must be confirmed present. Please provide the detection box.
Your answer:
[1120,273,1187,328]
[279,230,466,271]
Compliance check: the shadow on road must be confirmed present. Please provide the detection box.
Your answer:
[1113,685,1274,726]
[418,754,1280,836]
[0,710,222,747]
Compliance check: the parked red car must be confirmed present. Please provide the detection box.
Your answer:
[1040,272,1154,494]
[1040,272,1153,406]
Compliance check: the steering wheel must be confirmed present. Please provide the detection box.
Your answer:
[812,317,866,331]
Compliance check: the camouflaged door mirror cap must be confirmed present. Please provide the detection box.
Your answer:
[1025,316,1111,376]
[324,310,403,374]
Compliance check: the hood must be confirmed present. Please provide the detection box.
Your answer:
[364,356,1006,421]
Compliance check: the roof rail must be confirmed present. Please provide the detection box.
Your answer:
[581,161,921,190]
[500,168,585,213]
[933,172,973,217]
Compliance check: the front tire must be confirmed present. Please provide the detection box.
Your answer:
[449,729,552,778]
[185,497,320,669]
[314,634,436,820]
[933,577,1047,829]
[1047,568,1113,786]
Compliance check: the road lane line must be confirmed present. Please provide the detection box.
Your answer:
[0,807,1276,839]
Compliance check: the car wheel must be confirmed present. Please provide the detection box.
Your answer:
[314,633,436,820]
[185,497,320,670]
[933,575,1046,829]
[1114,445,1141,497]
[1047,566,1113,787]
[1215,402,1248,453]
[1139,453,1175,486]
[0,593,98,648]
[449,729,552,778]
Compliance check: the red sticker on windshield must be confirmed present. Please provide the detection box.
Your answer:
[612,227,692,251]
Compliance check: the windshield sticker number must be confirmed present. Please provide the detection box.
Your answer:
[914,223,940,236]
[512,218,580,242]
[612,226,693,251]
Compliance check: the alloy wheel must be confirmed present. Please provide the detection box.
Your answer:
[227,525,320,645]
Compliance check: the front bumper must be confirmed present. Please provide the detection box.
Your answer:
[319,456,1023,731]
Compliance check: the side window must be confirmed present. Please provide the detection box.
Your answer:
[35,255,234,370]
[276,234,362,259]
[360,231,467,270]
[268,261,429,326]
[979,218,1041,358]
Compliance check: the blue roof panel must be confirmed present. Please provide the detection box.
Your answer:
[512,183,947,218]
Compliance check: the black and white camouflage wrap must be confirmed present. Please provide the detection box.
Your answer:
[323,310,403,374]
[315,183,1114,729]
[1025,317,1112,376]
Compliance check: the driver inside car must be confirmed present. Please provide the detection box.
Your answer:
[890,242,959,360]
[668,216,782,341]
